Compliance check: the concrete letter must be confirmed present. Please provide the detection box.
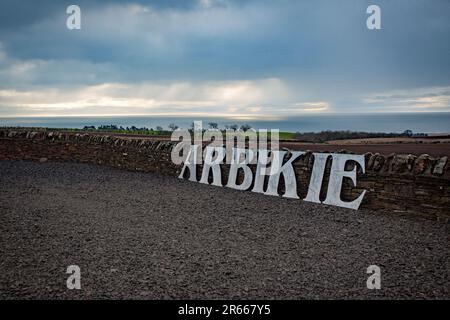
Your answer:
[303,153,330,203]
[178,145,200,182]
[323,154,366,210]
[226,148,254,191]
[200,146,225,186]
[265,151,304,199]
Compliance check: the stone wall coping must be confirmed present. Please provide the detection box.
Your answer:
[0,129,448,177]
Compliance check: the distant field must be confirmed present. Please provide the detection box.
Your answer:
[3,127,450,156]
[281,141,450,157]
[327,137,450,145]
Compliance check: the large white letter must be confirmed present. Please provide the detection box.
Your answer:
[303,153,330,203]
[200,146,225,186]
[323,154,366,210]
[178,145,200,182]
[251,149,271,194]
[265,151,304,199]
[226,148,254,190]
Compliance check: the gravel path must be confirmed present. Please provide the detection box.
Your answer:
[0,160,448,299]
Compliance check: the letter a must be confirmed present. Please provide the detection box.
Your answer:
[66,5,81,30]
[66,265,81,289]
[366,5,381,30]
[366,265,381,289]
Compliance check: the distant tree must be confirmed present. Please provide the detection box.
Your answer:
[293,130,403,143]
[229,124,239,131]
[98,124,118,131]
[403,129,413,137]
[168,123,179,131]
[156,126,163,131]
[208,122,219,129]
[240,124,252,131]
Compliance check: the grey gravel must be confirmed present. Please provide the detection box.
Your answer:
[0,160,449,299]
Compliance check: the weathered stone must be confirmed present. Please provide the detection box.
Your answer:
[372,154,385,172]
[1,129,450,218]
[381,153,396,172]
[363,152,373,170]
[391,154,416,174]
[433,156,448,176]
[27,131,38,139]
[414,154,433,175]
[367,153,378,170]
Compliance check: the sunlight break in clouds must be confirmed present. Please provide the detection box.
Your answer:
[363,87,450,112]
[0,79,329,118]
[0,1,449,117]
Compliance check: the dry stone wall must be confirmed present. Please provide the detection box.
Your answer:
[1,130,449,218]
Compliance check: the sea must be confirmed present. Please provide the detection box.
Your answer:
[1,113,449,134]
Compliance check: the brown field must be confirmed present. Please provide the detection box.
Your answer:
[280,141,450,157]
[15,129,450,157]
[103,133,450,157]
[326,137,450,145]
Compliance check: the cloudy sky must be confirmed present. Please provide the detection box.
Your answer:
[0,0,449,118]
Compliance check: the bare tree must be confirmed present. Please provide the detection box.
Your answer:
[208,122,219,129]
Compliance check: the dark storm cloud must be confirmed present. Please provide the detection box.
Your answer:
[0,0,449,116]
[0,0,201,29]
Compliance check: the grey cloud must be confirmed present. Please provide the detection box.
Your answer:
[0,0,449,116]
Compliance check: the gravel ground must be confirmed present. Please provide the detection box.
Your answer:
[0,160,448,299]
